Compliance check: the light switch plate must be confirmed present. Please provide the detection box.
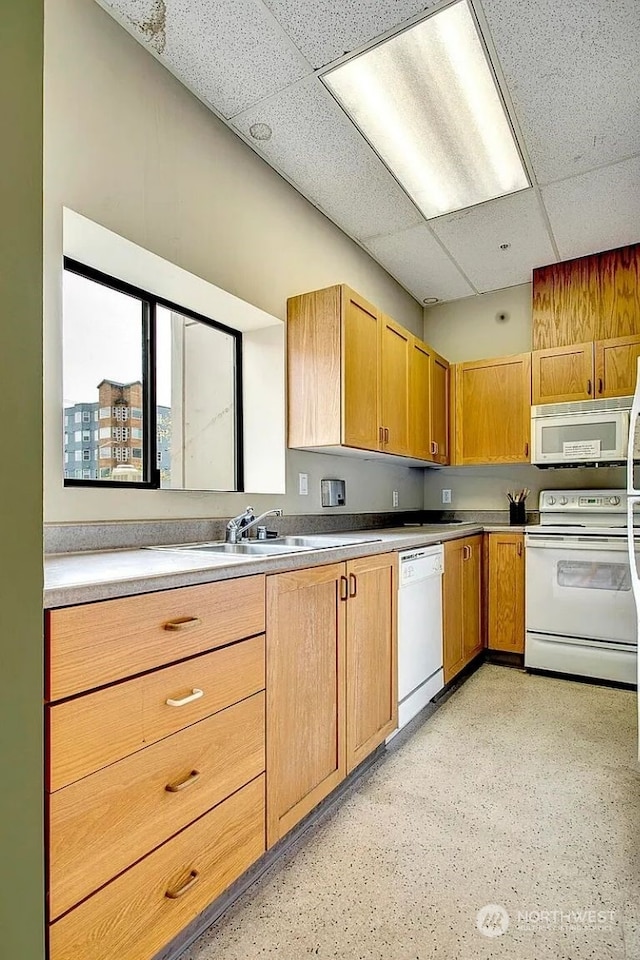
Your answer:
[298,472,309,495]
[392,490,399,507]
[442,489,452,504]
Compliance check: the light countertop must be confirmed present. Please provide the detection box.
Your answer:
[44,522,537,608]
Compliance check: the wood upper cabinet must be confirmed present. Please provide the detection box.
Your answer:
[453,354,531,464]
[408,339,450,464]
[266,563,346,848]
[533,244,640,349]
[380,316,410,456]
[430,350,450,464]
[532,342,594,404]
[343,289,381,450]
[594,334,640,398]
[443,536,482,683]
[287,284,450,463]
[409,337,432,461]
[345,553,397,772]
[487,533,525,653]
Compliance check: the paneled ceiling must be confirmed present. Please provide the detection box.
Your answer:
[95,0,640,304]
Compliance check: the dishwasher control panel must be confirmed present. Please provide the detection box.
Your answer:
[399,546,444,585]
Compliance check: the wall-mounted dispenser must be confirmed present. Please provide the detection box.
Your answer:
[321,479,346,507]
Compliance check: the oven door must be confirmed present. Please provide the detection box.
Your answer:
[526,534,637,645]
[531,410,628,464]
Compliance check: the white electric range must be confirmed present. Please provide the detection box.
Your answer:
[525,489,637,686]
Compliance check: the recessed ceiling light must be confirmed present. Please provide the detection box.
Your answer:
[499,242,511,250]
[323,0,529,219]
[423,297,440,305]
[249,122,273,141]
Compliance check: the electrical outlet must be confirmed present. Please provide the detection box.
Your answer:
[392,490,399,507]
[298,473,309,495]
[442,489,452,504]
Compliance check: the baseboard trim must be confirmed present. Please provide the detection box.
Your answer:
[485,649,525,669]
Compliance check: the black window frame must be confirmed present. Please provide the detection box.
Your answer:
[63,258,244,491]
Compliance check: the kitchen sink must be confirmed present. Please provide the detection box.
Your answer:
[148,534,383,558]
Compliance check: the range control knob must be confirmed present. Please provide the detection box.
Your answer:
[559,496,569,505]
[609,496,621,506]
[547,496,556,505]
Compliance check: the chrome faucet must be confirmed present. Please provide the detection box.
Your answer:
[225,506,283,543]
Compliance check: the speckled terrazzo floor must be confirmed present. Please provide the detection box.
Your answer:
[182,665,640,960]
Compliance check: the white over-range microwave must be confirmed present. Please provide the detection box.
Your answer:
[531,397,638,466]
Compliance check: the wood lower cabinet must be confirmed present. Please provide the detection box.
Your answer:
[487,533,525,654]
[266,554,397,845]
[345,554,397,772]
[453,354,531,464]
[595,334,640,398]
[46,583,268,960]
[532,342,594,404]
[49,777,265,960]
[266,563,346,847]
[443,536,482,682]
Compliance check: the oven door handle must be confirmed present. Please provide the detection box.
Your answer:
[525,536,628,550]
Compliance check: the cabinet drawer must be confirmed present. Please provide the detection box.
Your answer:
[49,691,265,920]
[49,775,265,960]
[47,575,265,701]
[48,634,265,791]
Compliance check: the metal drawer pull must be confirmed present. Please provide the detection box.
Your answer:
[430,441,438,455]
[384,427,390,442]
[517,541,523,557]
[166,688,204,708]
[166,769,201,793]
[164,616,201,631]
[349,573,357,598]
[165,870,200,900]
[587,379,592,395]
[339,575,349,602]
[379,426,384,443]
[598,377,603,394]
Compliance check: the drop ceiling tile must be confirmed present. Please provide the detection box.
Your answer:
[430,190,556,292]
[232,76,424,241]
[541,156,640,260]
[364,225,475,302]
[262,0,439,68]
[479,0,640,184]
[100,0,312,118]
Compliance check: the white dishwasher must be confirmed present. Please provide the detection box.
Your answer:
[395,544,445,731]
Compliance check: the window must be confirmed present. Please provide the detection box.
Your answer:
[63,260,242,490]
[82,430,91,442]
[83,468,91,478]
[74,450,82,462]
[82,449,91,461]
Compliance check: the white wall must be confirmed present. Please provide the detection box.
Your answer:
[44,0,424,522]
[423,284,532,362]
[422,285,625,510]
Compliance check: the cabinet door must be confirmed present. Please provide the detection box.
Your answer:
[597,245,640,341]
[454,354,531,464]
[266,564,346,847]
[342,287,380,451]
[595,335,640,398]
[443,539,465,683]
[408,337,431,461]
[345,554,397,772]
[380,316,411,456]
[532,257,600,349]
[532,342,594,404]
[430,351,450,464]
[462,536,482,663]
[487,534,525,653]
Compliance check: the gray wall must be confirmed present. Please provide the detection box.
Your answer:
[0,2,44,957]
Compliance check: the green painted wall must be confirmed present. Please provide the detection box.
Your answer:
[0,1,45,957]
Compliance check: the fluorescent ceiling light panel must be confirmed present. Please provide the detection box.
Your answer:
[323,0,529,219]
